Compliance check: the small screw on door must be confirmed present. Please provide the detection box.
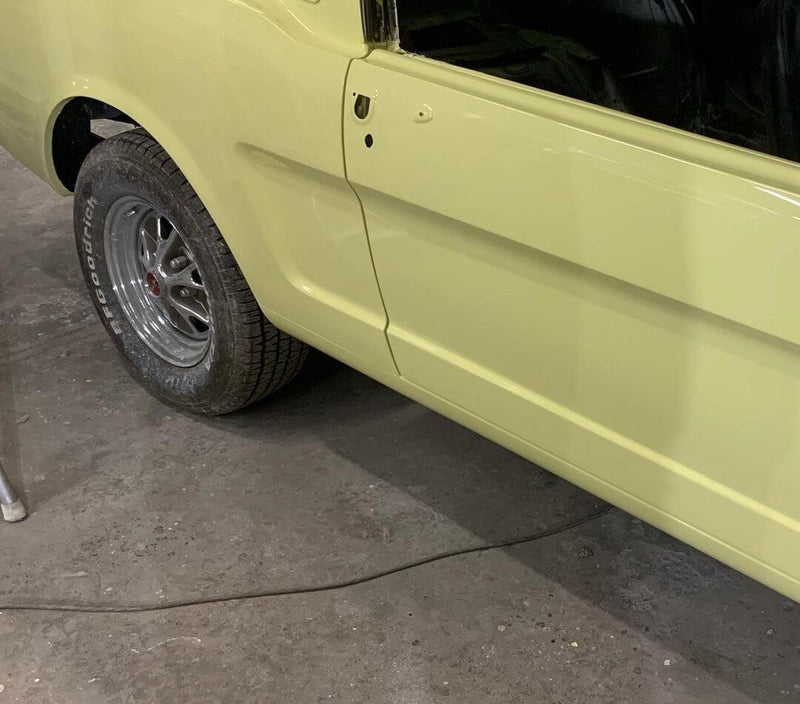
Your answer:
[414,104,434,123]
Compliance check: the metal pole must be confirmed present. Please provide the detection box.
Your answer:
[0,457,26,522]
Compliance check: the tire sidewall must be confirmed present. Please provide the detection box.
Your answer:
[74,149,239,411]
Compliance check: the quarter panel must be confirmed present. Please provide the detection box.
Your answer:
[0,1,72,176]
[0,0,396,372]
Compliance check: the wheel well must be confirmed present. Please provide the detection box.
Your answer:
[51,97,138,191]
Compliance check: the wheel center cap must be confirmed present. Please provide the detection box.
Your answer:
[145,272,161,296]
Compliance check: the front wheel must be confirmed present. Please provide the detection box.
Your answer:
[73,129,308,414]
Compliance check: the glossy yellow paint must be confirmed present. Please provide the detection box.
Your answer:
[0,1,799,601]
[344,50,800,601]
[0,0,394,375]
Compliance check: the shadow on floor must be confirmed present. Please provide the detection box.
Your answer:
[195,350,800,704]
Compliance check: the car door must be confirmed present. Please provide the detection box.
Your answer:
[343,48,800,600]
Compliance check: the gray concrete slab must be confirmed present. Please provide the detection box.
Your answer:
[2,512,799,704]
[0,145,798,703]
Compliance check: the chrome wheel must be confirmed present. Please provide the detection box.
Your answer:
[104,196,212,367]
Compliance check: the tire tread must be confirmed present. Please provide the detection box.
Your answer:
[77,129,308,414]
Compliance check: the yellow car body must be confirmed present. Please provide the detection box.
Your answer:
[2,0,799,602]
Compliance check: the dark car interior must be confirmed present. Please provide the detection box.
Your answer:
[396,0,800,162]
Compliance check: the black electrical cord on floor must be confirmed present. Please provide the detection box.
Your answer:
[0,506,612,614]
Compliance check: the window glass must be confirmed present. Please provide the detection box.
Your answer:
[397,1,800,162]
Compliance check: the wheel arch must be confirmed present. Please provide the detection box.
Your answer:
[45,89,213,213]
[45,88,252,307]
[49,96,136,192]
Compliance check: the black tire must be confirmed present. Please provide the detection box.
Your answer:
[73,128,308,414]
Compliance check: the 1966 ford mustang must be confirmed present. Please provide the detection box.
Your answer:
[1,0,799,602]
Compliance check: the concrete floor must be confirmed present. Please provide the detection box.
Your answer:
[0,146,798,704]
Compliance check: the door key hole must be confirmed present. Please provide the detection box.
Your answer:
[354,94,372,120]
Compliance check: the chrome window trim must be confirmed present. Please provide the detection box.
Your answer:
[361,0,399,45]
